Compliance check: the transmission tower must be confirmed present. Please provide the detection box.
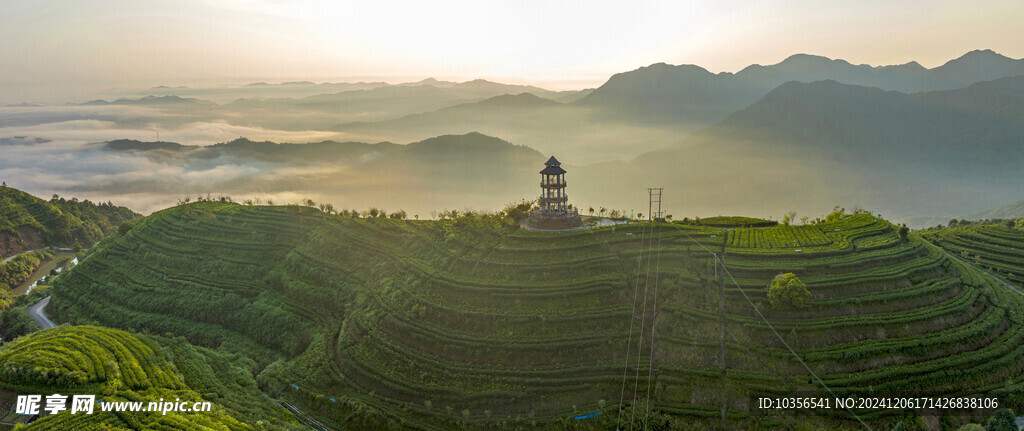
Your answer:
[647,188,663,223]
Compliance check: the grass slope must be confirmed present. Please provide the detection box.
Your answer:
[45,202,1024,430]
[0,325,302,430]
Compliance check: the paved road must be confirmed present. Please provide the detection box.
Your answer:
[1,248,43,264]
[26,296,57,329]
[0,247,75,265]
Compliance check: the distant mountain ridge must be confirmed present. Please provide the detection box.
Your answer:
[962,200,1024,220]
[602,73,1024,221]
[132,78,590,107]
[578,49,1024,124]
[896,199,1024,229]
[78,95,210,106]
[102,132,542,166]
[91,133,544,215]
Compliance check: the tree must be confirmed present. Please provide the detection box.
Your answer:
[1005,219,1015,229]
[766,273,811,309]
[781,213,791,226]
[898,224,909,242]
[503,200,534,222]
[118,221,132,235]
[72,240,83,254]
[948,218,960,228]
[825,206,845,222]
[785,211,797,225]
[985,409,1016,431]
[588,207,594,216]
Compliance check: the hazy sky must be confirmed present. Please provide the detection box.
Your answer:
[2,0,1023,101]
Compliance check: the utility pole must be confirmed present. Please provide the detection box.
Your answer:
[648,188,663,223]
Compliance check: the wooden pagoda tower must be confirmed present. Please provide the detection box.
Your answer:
[530,156,580,228]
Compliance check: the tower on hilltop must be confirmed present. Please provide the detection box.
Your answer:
[530,156,580,229]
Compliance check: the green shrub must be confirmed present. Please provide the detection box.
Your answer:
[766,272,811,309]
[985,409,1016,431]
[0,306,39,339]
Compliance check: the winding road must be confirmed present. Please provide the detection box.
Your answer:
[26,296,57,329]
[1,247,74,264]
[1,248,44,264]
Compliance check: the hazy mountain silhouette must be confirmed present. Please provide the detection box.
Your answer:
[602,75,1024,220]
[709,76,1024,170]
[78,95,212,106]
[333,92,681,164]
[93,132,543,215]
[441,79,581,100]
[899,197,1024,228]
[577,49,1024,124]
[101,133,542,174]
[961,200,1024,220]
[136,81,390,103]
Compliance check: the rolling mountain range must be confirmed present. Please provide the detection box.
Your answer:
[330,49,1024,163]
[77,95,213,106]
[899,199,1024,229]
[576,49,1024,125]
[565,74,1024,221]
[92,133,543,216]
[4,49,1023,223]
[83,65,1024,223]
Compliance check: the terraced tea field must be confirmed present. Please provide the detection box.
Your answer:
[0,325,302,430]
[922,223,1024,289]
[44,203,1024,430]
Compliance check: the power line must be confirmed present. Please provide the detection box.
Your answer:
[642,221,664,429]
[617,217,655,430]
[630,218,658,429]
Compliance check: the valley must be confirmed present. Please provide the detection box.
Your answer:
[2,27,1023,430]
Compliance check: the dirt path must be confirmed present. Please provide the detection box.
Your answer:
[26,296,57,329]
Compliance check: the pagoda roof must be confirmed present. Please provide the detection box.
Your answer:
[540,165,566,175]
[544,156,561,166]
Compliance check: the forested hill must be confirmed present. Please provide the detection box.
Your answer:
[0,185,140,257]
[46,201,1024,430]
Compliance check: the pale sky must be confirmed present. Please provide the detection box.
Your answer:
[2,0,1023,101]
